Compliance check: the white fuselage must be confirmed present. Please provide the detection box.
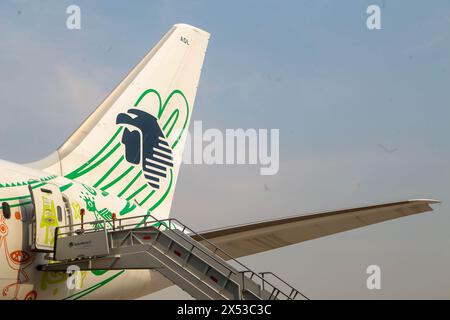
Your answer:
[0,159,172,300]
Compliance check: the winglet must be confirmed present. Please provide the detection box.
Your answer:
[409,199,442,204]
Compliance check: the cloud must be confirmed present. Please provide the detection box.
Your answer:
[47,63,113,118]
[0,8,118,162]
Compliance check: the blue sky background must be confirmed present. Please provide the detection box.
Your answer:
[0,0,449,299]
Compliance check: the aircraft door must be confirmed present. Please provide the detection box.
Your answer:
[29,183,66,251]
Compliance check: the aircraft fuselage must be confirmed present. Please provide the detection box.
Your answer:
[0,159,170,300]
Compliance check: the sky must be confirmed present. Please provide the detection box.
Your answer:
[1,0,450,299]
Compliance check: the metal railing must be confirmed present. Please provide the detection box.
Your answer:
[260,272,309,300]
[54,213,306,300]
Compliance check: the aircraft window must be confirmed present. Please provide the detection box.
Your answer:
[57,206,63,222]
[2,202,11,220]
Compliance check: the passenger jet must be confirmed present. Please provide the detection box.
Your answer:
[0,24,439,300]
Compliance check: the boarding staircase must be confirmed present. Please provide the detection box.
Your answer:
[38,214,308,300]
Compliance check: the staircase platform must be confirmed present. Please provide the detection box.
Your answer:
[39,215,308,300]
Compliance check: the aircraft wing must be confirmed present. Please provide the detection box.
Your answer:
[195,199,440,259]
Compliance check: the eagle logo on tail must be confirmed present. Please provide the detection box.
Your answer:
[116,109,173,190]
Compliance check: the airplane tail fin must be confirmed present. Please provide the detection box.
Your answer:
[31,24,210,218]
